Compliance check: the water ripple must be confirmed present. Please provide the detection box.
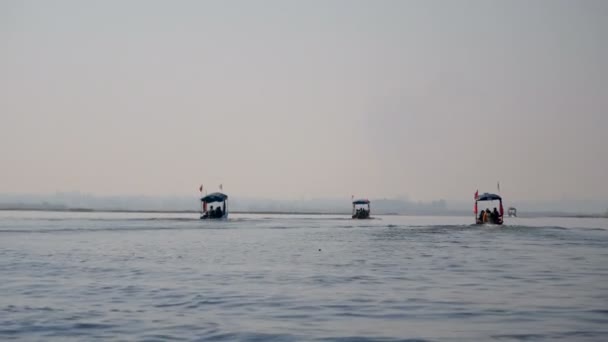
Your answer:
[1,212,608,340]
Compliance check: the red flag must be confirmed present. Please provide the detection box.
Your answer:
[474,190,478,200]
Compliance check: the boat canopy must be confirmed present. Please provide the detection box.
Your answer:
[476,193,502,201]
[201,192,228,203]
[352,199,370,205]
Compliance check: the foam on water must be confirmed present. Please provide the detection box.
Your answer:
[1,211,607,341]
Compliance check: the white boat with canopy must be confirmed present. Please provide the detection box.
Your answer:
[200,192,228,220]
[474,192,504,225]
[352,198,371,219]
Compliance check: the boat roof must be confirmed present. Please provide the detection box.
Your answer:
[353,199,370,205]
[201,192,228,203]
[476,193,502,201]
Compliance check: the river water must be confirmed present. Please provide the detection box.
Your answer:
[1,211,607,341]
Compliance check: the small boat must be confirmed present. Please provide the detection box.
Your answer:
[474,192,504,225]
[200,192,228,220]
[352,198,371,219]
[508,207,517,217]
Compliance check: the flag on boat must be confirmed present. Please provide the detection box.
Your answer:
[474,190,479,215]
[199,185,203,192]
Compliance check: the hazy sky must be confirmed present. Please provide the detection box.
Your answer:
[1,0,607,202]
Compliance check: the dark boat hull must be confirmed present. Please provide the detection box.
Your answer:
[200,213,228,220]
[475,220,503,225]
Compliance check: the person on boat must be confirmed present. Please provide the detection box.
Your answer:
[209,205,215,218]
[483,209,491,223]
[215,206,223,218]
[478,210,484,224]
[492,207,500,224]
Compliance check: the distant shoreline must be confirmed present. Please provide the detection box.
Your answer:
[0,207,350,216]
[0,207,606,219]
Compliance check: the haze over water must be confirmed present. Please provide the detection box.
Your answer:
[2,1,608,341]
[2,0,607,202]
[1,211,607,341]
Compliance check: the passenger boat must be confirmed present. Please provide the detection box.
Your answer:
[474,191,504,225]
[200,192,228,220]
[352,198,371,219]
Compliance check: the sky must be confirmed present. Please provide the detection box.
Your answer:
[1,0,607,203]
